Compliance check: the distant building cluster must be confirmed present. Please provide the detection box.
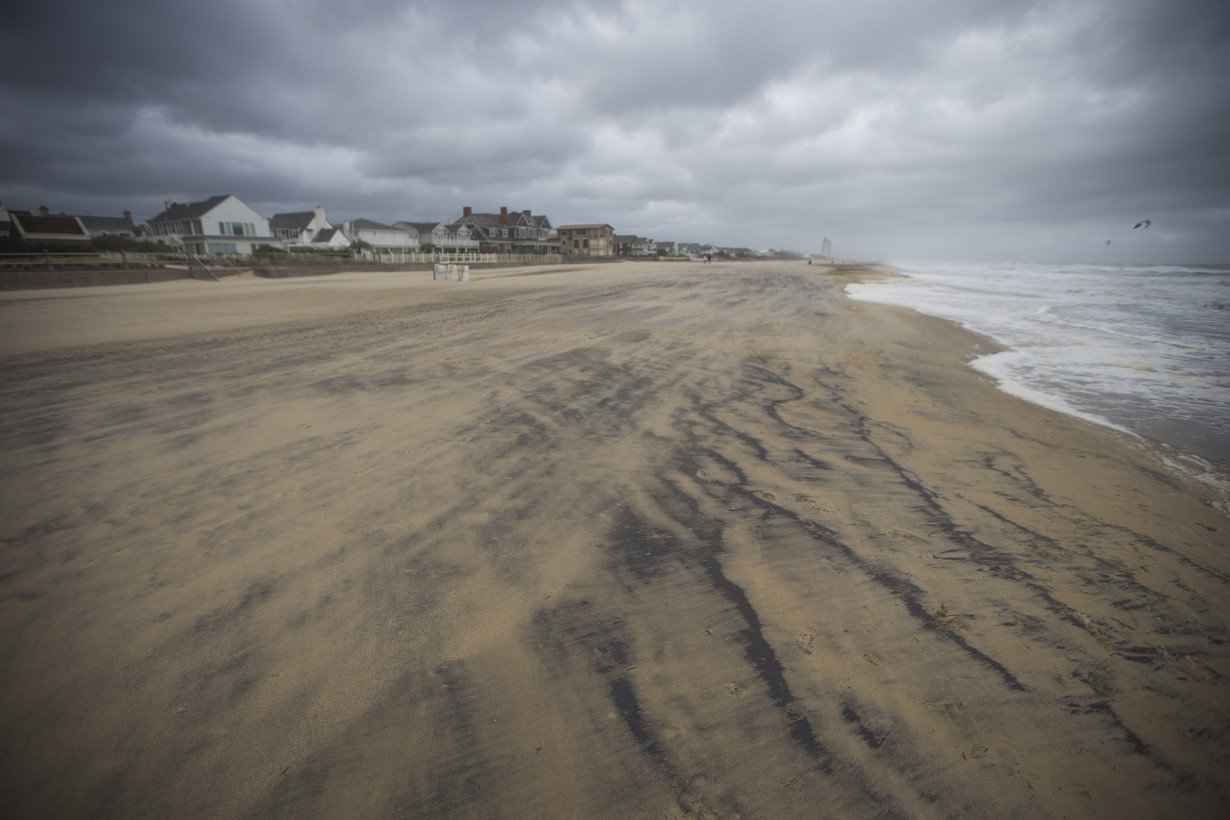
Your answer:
[1,196,561,258]
[1,194,800,260]
[121,197,561,258]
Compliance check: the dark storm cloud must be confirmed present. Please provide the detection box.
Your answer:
[535,0,1028,115]
[2,0,1228,261]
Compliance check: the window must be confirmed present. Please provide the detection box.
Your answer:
[207,242,238,255]
[218,221,255,236]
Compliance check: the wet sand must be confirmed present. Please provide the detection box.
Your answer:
[1,261,1227,817]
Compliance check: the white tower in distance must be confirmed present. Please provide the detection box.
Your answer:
[821,237,831,260]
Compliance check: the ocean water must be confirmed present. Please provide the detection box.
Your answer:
[846,262,1230,467]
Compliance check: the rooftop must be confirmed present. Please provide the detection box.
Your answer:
[270,211,316,231]
[148,195,231,223]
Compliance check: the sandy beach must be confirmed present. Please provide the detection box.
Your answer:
[1,260,1227,817]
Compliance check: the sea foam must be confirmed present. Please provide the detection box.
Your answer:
[846,261,1230,467]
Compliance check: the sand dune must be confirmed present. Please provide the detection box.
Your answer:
[1,261,1226,817]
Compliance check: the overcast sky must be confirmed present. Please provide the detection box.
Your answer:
[2,0,1228,262]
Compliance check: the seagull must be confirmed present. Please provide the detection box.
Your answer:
[1106,240,1111,246]
[1133,219,1151,229]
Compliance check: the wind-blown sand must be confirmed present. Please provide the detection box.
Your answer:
[1,261,1226,817]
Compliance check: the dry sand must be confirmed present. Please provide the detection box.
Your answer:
[1,261,1227,817]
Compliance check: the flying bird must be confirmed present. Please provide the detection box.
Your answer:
[1106,240,1111,246]
[1134,219,1151,229]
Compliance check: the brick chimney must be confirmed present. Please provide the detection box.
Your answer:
[462,206,472,217]
[499,206,508,224]
[38,205,49,216]
[523,209,531,217]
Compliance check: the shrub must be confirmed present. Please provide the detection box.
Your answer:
[91,235,168,252]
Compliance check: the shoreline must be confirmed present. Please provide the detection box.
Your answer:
[847,263,1230,473]
[1,261,1227,816]
[846,283,1230,514]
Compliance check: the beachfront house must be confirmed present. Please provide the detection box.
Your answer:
[392,221,481,253]
[74,211,139,239]
[558,223,616,257]
[615,235,655,257]
[310,227,351,250]
[446,223,481,252]
[146,195,275,256]
[6,207,93,246]
[341,219,419,252]
[270,206,333,248]
[453,206,558,255]
[392,221,435,248]
[676,242,719,259]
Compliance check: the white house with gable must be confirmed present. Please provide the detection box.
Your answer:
[270,206,333,248]
[310,227,351,249]
[146,194,275,255]
[341,219,419,251]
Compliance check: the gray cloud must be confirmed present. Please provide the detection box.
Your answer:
[2,0,1228,262]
